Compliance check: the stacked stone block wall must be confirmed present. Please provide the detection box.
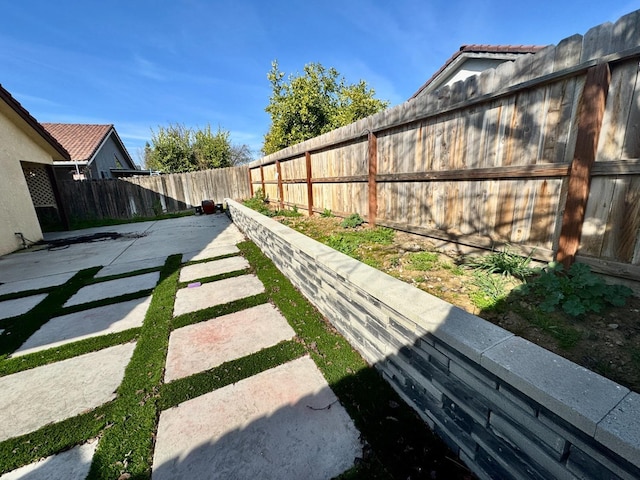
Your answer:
[227,199,640,480]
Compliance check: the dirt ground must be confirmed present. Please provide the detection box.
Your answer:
[277,215,640,393]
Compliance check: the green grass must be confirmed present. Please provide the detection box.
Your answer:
[406,251,439,271]
[238,241,470,479]
[88,254,182,479]
[0,237,470,479]
[326,227,394,261]
[467,246,535,279]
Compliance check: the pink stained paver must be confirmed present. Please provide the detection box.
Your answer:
[164,303,296,382]
[152,357,362,480]
[172,274,264,317]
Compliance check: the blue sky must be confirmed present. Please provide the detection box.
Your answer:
[2,1,638,166]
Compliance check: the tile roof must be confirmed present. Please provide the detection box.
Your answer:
[41,123,113,162]
[410,44,545,100]
[0,84,70,160]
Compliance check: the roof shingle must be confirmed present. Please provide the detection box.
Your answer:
[41,123,113,162]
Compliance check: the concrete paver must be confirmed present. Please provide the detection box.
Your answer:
[164,303,296,382]
[152,356,361,480]
[0,342,136,442]
[173,274,264,317]
[182,244,240,263]
[96,257,165,278]
[64,272,159,307]
[178,256,249,283]
[0,294,47,320]
[14,297,151,357]
[0,272,76,296]
[0,439,98,480]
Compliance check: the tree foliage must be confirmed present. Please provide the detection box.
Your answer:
[145,124,243,173]
[262,61,389,155]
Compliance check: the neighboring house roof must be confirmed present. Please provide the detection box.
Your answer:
[410,44,545,99]
[0,84,70,160]
[41,123,114,162]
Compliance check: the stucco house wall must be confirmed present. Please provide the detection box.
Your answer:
[0,111,54,255]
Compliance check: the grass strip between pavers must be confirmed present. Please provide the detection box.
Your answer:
[159,340,306,410]
[238,241,472,480]
[0,328,140,377]
[87,254,181,480]
[171,292,269,330]
[175,267,248,289]
[0,403,113,475]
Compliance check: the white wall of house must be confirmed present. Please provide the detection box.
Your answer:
[0,109,54,255]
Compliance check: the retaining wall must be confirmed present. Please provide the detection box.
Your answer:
[227,199,640,480]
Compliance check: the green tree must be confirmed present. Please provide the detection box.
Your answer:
[144,123,234,173]
[263,61,389,155]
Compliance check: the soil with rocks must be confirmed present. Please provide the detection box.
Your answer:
[277,214,640,393]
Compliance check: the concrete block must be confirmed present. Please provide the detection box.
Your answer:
[96,257,165,278]
[481,336,629,436]
[164,303,296,382]
[0,272,75,296]
[595,392,640,469]
[178,256,249,282]
[432,306,514,363]
[490,411,568,461]
[566,444,632,480]
[65,272,159,307]
[0,294,47,320]
[173,274,264,317]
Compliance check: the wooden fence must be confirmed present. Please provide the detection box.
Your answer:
[247,10,640,286]
[58,166,250,221]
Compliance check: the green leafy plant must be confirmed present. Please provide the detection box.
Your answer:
[276,205,302,217]
[326,227,394,259]
[320,208,334,218]
[406,252,439,271]
[467,245,535,279]
[242,189,275,217]
[518,262,633,317]
[469,271,508,311]
[341,213,365,228]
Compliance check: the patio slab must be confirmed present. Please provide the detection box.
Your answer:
[0,272,76,296]
[111,216,245,265]
[0,439,98,480]
[0,342,136,442]
[96,257,166,278]
[178,256,249,283]
[164,303,296,382]
[173,274,264,317]
[0,294,47,320]
[64,272,159,307]
[152,356,361,480]
[14,297,152,357]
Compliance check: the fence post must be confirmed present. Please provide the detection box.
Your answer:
[368,132,378,226]
[556,62,611,268]
[305,151,314,216]
[259,164,265,197]
[248,168,254,197]
[276,160,284,209]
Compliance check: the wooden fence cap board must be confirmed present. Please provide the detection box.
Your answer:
[554,34,583,72]
[612,10,640,53]
[581,22,614,62]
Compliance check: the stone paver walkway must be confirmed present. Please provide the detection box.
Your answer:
[0,214,361,479]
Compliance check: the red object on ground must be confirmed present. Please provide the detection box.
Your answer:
[201,200,215,214]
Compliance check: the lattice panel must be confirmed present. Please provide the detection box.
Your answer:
[21,163,57,207]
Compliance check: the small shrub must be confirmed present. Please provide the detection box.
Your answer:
[341,213,365,228]
[468,246,535,279]
[320,208,334,218]
[517,262,633,317]
[243,190,275,217]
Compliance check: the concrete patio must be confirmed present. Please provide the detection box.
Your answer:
[0,214,362,479]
